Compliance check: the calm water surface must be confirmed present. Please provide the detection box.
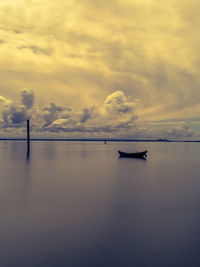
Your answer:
[0,141,200,267]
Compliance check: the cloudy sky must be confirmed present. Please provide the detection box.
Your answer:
[0,0,200,139]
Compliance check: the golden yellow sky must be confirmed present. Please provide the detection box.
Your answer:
[0,0,200,139]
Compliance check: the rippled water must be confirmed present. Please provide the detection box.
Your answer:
[0,141,200,267]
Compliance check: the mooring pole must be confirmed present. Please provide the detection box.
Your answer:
[27,120,30,141]
[27,119,30,159]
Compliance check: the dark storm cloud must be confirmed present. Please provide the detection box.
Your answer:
[3,105,28,124]
[42,103,64,126]
[0,89,34,126]
[80,107,96,123]
[21,90,35,109]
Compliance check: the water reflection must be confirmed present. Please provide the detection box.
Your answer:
[27,140,30,160]
[118,156,147,161]
[0,141,200,266]
[43,141,56,159]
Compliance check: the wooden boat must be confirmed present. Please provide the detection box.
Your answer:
[118,150,147,158]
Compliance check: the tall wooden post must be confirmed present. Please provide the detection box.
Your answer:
[27,120,30,159]
[27,120,30,141]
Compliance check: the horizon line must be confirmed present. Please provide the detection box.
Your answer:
[0,138,200,143]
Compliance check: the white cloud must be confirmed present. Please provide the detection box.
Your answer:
[0,95,12,106]
[102,90,138,116]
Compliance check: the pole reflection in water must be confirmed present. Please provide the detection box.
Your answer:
[27,140,30,160]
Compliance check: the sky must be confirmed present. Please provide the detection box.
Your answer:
[0,0,200,139]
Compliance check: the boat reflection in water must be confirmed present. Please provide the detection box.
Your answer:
[118,150,147,159]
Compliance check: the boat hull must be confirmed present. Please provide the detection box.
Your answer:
[118,150,147,158]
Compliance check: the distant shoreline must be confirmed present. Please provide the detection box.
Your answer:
[1,138,200,143]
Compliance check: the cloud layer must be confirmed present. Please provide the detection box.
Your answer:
[0,90,34,127]
[0,0,200,138]
[0,90,139,135]
[0,90,197,139]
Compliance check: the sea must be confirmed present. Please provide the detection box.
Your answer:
[0,141,200,267]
